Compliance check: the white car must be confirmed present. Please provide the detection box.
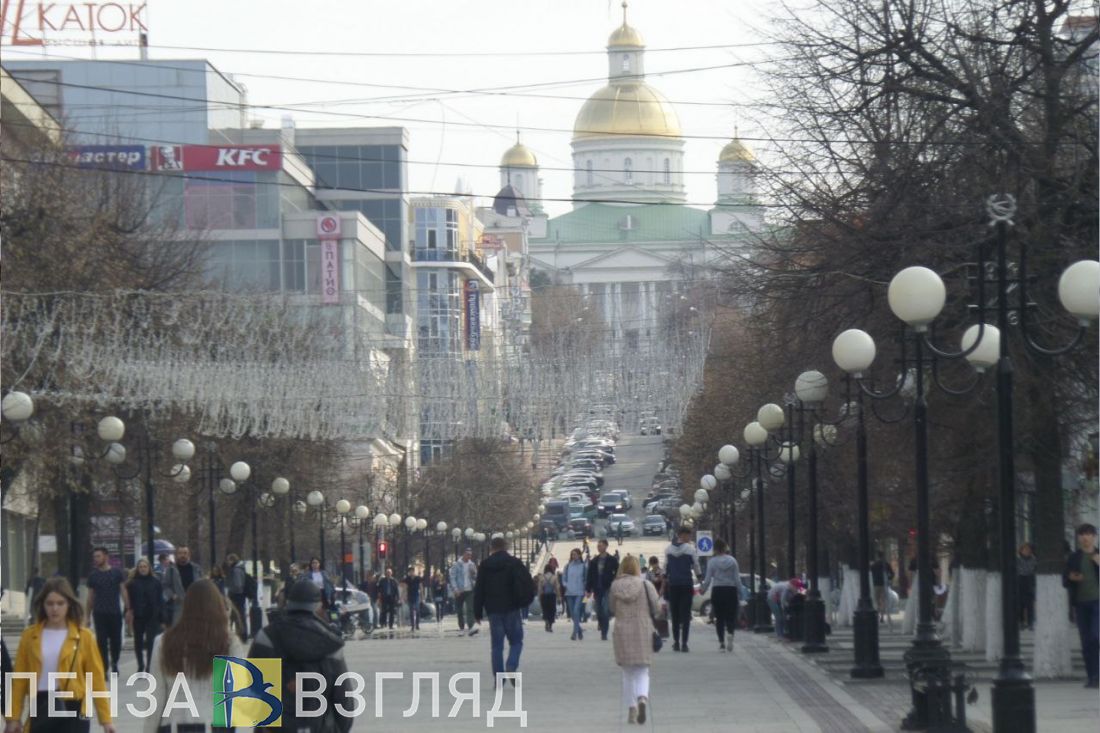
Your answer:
[608,514,635,534]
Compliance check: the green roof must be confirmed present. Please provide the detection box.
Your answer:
[532,203,713,245]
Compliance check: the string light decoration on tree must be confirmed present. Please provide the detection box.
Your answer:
[2,287,710,442]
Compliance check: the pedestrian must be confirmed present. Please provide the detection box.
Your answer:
[1062,523,1099,688]
[700,538,740,651]
[248,579,354,732]
[473,537,535,686]
[224,553,249,641]
[562,548,587,640]
[8,577,115,733]
[126,558,162,673]
[767,578,804,639]
[153,553,170,583]
[615,521,625,547]
[870,552,894,624]
[431,570,448,622]
[586,539,619,641]
[664,526,702,652]
[582,536,592,561]
[161,545,203,626]
[275,563,301,608]
[609,555,659,725]
[376,568,399,629]
[144,579,246,731]
[403,566,423,631]
[84,546,129,675]
[1017,543,1037,631]
[448,548,479,636]
[306,557,336,608]
[538,563,561,631]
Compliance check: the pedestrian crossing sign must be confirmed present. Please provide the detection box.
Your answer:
[697,531,714,556]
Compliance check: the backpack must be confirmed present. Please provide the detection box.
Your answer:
[512,561,536,609]
[244,571,258,602]
[262,625,342,733]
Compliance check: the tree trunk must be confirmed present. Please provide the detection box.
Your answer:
[959,567,987,652]
[1032,573,1073,678]
[943,568,962,649]
[984,572,1004,662]
[903,571,919,636]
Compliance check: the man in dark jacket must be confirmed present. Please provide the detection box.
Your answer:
[378,569,400,629]
[250,578,353,732]
[1063,523,1100,688]
[225,553,249,640]
[664,526,702,652]
[586,539,619,640]
[474,537,535,684]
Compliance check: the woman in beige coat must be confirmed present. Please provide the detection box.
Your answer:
[610,555,659,725]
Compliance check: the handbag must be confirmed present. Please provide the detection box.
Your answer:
[644,581,662,653]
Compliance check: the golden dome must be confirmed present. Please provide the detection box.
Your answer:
[573,83,681,140]
[608,22,644,48]
[501,141,537,167]
[719,138,754,163]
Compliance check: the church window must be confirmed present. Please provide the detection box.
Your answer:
[622,54,631,72]
[586,160,593,185]
[624,157,633,184]
[663,158,671,184]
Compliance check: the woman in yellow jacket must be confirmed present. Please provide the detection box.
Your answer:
[5,577,115,733]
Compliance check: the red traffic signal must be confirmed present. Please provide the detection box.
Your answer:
[378,541,388,558]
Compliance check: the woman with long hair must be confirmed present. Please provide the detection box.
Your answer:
[143,579,246,732]
[126,558,162,672]
[6,577,115,733]
[609,555,659,725]
[699,538,740,651]
[561,548,588,641]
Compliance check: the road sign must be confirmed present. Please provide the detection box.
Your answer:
[696,530,714,557]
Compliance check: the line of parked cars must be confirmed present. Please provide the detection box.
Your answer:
[539,414,620,539]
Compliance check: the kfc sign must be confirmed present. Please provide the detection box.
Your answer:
[150,145,282,172]
[1,1,148,46]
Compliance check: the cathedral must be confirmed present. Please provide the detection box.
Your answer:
[484,2,764,346]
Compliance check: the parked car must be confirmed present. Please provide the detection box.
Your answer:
[640,417,662,435]
[641,515,666,536]
[598,493,626,516]
[568,518,594,538]
[605,489,632,510]
[607,514,636,535]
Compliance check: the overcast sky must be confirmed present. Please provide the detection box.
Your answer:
[4,0,791,216]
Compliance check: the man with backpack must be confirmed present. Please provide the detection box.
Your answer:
[474,537,535,686]
[250,578,353,733]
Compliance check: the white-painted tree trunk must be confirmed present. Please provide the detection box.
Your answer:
[838,565,860,626]
[817,575,833,623]
[1032,573,1073,678]
[960,567,987,652]
[902,571,919,636]
[943,570,962,648]
[984,572,1004,662]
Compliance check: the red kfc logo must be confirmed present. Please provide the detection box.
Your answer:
[149,145,281,172]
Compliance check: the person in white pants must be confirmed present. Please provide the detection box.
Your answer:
[610,556,660,725]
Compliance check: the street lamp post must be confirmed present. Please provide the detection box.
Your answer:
[97,417,194,567]
[746,409,785,634]
[307,490,326,569]
[336,499,351,586]
[292,499,307,564]
[794,370,831,654]
[718,444,740,556]
[884,196,1098,733]
[831,329,886,679]
[356,505,370,583]
[270,476,292,573]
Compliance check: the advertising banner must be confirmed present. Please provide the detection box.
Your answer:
[1,1,148,47]
[67,145,146,170]
[150,144,282,172]
[322,240,340,304]
[465,280,481,351]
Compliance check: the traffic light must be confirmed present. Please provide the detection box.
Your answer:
[378,540,387,559]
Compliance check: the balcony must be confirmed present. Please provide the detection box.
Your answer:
[410,247,495,287]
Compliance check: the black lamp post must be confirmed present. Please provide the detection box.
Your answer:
[306,490,326,569]
[98,416,194,568]
[743,414,782,633]
[792,370,833,655]
[881,195,1097,732]
[335,499,351,587]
